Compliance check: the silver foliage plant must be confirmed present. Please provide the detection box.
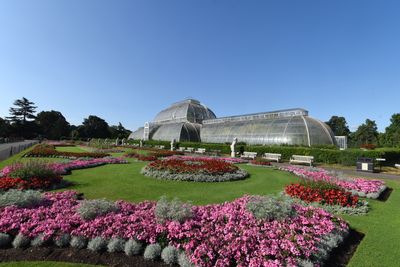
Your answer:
[124,239,142,256]
[70,235,88,249]
[0,233,11,248]
[77,199,119,220]
[141,167,249,182]
[155,196,193,224]
[161,245,179,265]
[107,237,126,253]
[0,189,43,208]
[178,251,195,267]
[143,243,162,260]
[246,195,297,221]
[12,233,30,248]
[54,233,71,248]
[87,237,108,252]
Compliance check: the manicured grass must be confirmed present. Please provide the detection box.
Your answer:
[1,147,400,266]
[54,146,88,153]
[0,262,99,267]
[61,160,298,204]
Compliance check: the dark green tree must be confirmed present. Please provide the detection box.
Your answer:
[380,113,400,147]
[353,119,379,146]
[81,115,110,138]
[35,110,70,140]
[6,97,38,138]
[326,116,350,136]
[109,122,132,139]
[7,97,37,123]
[0,117,11,137]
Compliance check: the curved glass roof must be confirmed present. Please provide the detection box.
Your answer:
[153,99,216,124]
[200,115,336,146]
[129,123,201,142]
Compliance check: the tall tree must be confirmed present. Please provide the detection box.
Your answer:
[35,110,71,140]
[81,115,110,138]
[6,97,38,138]
[326,116,350,136]
[7,97,37,123]
[353,119,379,146]
[0,117,10,137]
[381,113,400,147]
[109,122,132,139]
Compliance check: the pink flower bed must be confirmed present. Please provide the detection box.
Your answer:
[0,191,348,266]
[1,158,128,177]
[280,166,386,198]
[171,155,247,164]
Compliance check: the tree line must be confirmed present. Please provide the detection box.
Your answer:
[325,115,400,148]
[0,97,131,140]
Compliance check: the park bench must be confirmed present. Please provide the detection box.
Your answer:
[262,153,281,162]
[240,151,258,160]
[154,145,165,149]
[177,147,186,152]
[395,164,400,169]
[290,155,314,166]
[185,147,195,153]
[195,148,206,154]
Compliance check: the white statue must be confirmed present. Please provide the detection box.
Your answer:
[122,138,126,145]
[115,138,119,146]
[230,138,237,158]
[139,139,143,147]
[170,139,176,151]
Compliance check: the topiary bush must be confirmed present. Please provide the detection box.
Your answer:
[107,238,126,253]
[143,243,162,260]
[155,196,193,224]
[87,237,107,252]
[0,189,43,208]
[161,245,179,265]
[77,199,119,220]
[70,236,88,249]
[12,233,30,248]
[0,233,11,248]
[124,239,142,256]
[246,195,296,221]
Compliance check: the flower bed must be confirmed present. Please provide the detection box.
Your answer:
[248,158,272,167]
[141,157,249,182]
[171,155,248,164]
[280,166,386,199]
[25,144,109,159]
[0,191,349,267]
[0,161,63,190]
[124,148,183,161]
[0,158,128,191]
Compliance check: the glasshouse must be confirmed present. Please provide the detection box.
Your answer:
[129,99,337,146]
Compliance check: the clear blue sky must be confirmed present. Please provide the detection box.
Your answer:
[0,0,399,132]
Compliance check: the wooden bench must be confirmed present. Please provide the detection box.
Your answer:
[154,145,165,149]
[177,147,186,152]
[195,148,206,154]
[290,155,314,166]
[262,153,281,162]
[185,147,195,153]
[395,164,400,169]
[240,151,257,160]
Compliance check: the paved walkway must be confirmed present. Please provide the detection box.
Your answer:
[273,162,400,180]
[0,140,38,161]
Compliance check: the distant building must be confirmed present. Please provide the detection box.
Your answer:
[129,99,337,147]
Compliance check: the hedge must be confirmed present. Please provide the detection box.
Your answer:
[125,139,400,166]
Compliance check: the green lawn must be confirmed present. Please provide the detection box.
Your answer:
[0,146,400,266]
[54,146,88,153]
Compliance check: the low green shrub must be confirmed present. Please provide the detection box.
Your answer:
[107,237,125,253]
[12,233,30,248]
[161,245,179,265]
[87,237,107,252]
[70,236,87,249]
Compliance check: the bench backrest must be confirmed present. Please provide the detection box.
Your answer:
[292,155,314,161]
[197,148,206,152]
[263,153,281,158]
[244,151,257,156]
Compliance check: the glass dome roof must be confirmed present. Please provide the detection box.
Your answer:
[153,99,216,124]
